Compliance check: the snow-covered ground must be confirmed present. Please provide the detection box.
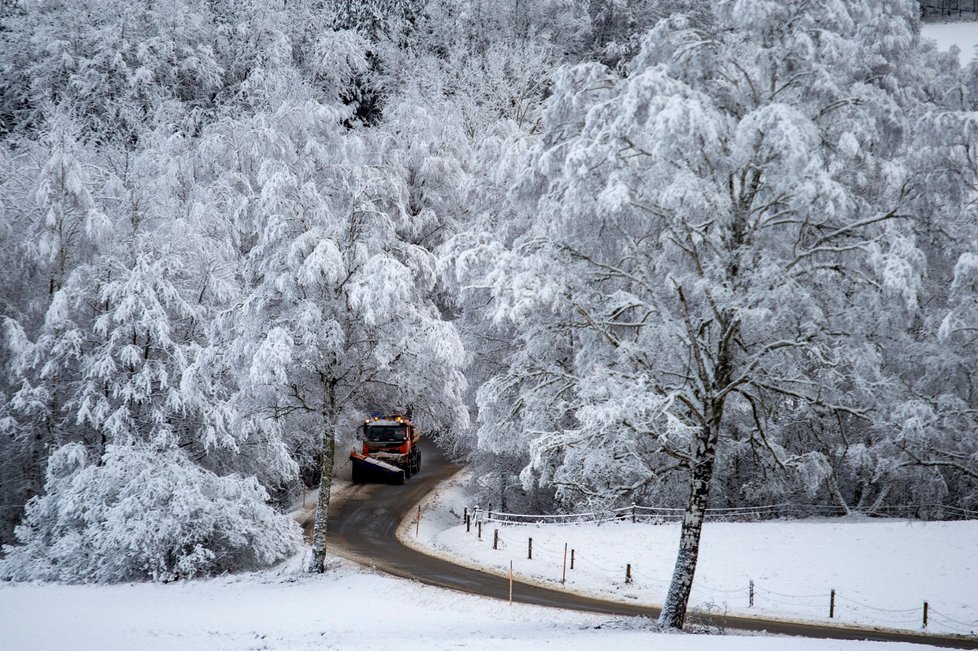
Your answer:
[922,22,978,64]
[0,471,970,650]
[0,555,954,651]
[0,557,638,651]
[402,475,978,639]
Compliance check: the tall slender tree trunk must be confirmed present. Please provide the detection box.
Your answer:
[662,286,733,628]
[310,421,337,573]
[826,473,851,516]
[658,416,720,629]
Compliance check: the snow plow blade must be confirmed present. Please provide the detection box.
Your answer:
[350,451,405,485]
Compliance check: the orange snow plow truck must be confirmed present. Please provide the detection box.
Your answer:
[350,413,421,485]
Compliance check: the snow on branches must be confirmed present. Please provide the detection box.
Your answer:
[455,0,978,629]
[0,444,299,583]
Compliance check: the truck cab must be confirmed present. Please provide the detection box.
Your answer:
[351,414,422,483]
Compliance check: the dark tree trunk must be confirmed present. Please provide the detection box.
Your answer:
[657,417,719,629]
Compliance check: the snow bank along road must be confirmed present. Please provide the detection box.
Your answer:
[321,440,977,649]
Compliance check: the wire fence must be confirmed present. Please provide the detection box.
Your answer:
[482,502,978,525]
[455,504,978,637]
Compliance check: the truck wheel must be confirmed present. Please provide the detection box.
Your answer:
[415,450,422,473]
[404,463,413,480]
[395,470,406,485]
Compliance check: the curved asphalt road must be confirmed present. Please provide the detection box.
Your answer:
[324,440,977,649]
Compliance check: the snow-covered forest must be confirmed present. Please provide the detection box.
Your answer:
[1,0,977,615]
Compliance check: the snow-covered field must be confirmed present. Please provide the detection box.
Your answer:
[0,474,972,650]
[0,557,640,651]
[0,556,955,651]
[403,476,978,639]
[922,22,978,63]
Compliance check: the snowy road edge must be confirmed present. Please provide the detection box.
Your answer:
[391,469,637,609]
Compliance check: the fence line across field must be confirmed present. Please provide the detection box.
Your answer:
[624,567,670,590]
[835,594,923,614]
[927,608,978,636]
[492,528,654,587]
[480,502,978,525]
[691,582,747,596]
[460,505,975,634]
[755,585,830,600]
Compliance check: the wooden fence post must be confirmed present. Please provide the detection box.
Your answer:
[478,520,482,541]
[749,580,754,608]
[923,601,928,629]
[631,503,636,523]
[493,528,499,550]
[829,589,836,618]
[570,549,575,570]
[466,513,471,533]
[562,543,568,584]
[528,537,533,560]
[509,560,513,605]
[416,504,421,537]
[626,564,633,584]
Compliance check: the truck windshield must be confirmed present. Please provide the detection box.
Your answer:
[364,425,407,442]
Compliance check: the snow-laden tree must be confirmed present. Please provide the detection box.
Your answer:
[0,0,223,138]
[325,0,423,33]
[0,109,110,545]
[181,33,468,574]
[385,1,718,512]
[0,104,303,580]
[917,106,978,506]
[376,2,580,507]
[805,47,978,517]
[0,443,299,582]
[20,110,108,296]
[462,0,947,628]
[0,141,40,546]
[2,1,475,581]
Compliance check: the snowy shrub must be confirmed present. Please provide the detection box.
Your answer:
[0,444,300,583]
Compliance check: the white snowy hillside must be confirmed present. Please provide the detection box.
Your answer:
[921,23,978,63]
